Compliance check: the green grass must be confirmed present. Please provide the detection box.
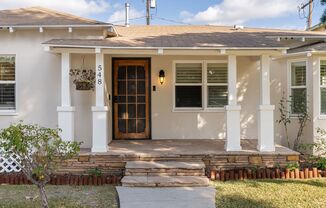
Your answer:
[0,185,118,208]
[214,179,326,208]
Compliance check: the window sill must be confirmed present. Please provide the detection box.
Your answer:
[318,115,326,120]
[0,111,18,116]
[172,108,225,113]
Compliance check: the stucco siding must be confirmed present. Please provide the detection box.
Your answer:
[0,29,103,148]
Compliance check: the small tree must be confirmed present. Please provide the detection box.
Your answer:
[277,92,310,151]
[277,93,291,148]
[0,123,81,208]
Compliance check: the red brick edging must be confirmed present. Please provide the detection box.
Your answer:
[0,173,122,185]
[209,168,326,181]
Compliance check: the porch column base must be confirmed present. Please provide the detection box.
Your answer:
[225,105,242,151]
[91,106,109,153]
[57,106,75,142]
[257,105,275,152]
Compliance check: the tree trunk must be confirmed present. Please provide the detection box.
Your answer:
[38,184,49,208]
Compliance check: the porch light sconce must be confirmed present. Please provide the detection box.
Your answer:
[159,70,165,85]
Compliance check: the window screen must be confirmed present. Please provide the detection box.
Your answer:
[0,56,15,111]
[321,61,326,114]
[290,61,306,114]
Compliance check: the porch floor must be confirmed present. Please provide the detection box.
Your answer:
[81,139,298,157]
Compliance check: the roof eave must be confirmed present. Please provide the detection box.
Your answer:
[42,43,289,50]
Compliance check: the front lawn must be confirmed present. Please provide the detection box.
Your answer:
[0,185,118,208]
[215,179,326,208]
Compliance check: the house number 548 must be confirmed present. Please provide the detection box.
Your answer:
[97,65,102,85]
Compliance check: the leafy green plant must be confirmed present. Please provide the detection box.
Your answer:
[87,167,102,177]
[316,158,326,170]
[286,162,299,171]
[250,165,260,174]
[274,163,281,169]
[0,122,81,208]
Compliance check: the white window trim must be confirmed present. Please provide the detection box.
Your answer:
[287,58,308,117]
[0,54,17,115]
[172,60,227,112]
[319,57,326,118]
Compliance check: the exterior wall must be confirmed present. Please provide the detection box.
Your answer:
[272,54,316,147]
[312,55,326,143]
[0,29,104,148]
[103,55,262,142]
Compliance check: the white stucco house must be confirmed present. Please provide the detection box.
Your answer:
[1,7,326,157]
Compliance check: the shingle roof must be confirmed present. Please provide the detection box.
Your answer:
[0,7,110,26]
[44,25,326,48]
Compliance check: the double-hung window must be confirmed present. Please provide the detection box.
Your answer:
[0,56,16,112]
[175,62,203,108]
[206,62,228,108]
[290,61,306,114]
[174,61,228,110]
[320,60,326,114]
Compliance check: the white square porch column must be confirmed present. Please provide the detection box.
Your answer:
[91,50,109,153]
[57,52,75,142]
[257,55,275,151]
[225,55,242,151]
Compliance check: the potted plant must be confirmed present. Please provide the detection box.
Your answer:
[70,69,95,91]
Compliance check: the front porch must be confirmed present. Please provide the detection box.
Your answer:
[51,47,281,154]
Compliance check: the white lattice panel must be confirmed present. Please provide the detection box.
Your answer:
[0,153,21,173]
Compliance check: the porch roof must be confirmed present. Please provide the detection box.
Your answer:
[44,25,326,49]
[288,41,326,53]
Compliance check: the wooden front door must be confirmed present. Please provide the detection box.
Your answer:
[113,59,151,140]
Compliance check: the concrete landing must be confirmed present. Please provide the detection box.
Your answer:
[126,161,205,169]
[116,186,216,208]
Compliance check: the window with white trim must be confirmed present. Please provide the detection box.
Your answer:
[174,61,228,110]
[320,60,326,114]
[0,56,16,111]
[206,63,228,108]
[290,61,306,114]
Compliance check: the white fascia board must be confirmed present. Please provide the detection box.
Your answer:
[43,44,289,50]
[271,51,326,59]
[267,35,326,39]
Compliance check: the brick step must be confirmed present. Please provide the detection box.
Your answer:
[121,176,210,187]
[125,161,205,176]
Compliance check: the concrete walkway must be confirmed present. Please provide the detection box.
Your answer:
[116,186,216,208]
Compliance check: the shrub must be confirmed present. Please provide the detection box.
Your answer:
[0,122,81,208]
[299,127,326,170]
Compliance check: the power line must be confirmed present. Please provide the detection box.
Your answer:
[110,16,147,24]
[152,16,192,25]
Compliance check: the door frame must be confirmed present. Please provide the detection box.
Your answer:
[112,57,152,140]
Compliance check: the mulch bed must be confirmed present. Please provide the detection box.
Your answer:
[0,173,122,185]
[209,167,326,181]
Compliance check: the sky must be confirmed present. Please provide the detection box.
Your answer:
[0,0,325,30]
